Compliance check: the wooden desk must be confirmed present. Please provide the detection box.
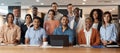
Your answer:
[0,46,120,53]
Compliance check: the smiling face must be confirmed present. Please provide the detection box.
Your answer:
[103,14,110,23]
[13,9,20,17]
[67,5,73,13]
[25,16,32,24]
[52,4,58,11]
[93,11,98,19]
[48,11,54,19]
[33,18,40,28]
[61,16,69,26]
[85,18,93,29]
[7,14,14,23]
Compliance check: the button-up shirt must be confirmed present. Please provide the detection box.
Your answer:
[0,24,21,44]
[53,26,74,44]
[25,27,47,45]
[100,24,117,42]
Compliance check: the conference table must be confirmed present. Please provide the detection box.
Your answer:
[0,45,120,53]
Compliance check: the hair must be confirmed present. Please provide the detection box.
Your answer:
[6,13,14,22]
[33,17,41,23]
[60,15,69,22]
[67,3,73,7]
[90,9,103,22]
[32,7,38,10]
[73,7,79,12]
[48,9,56,16]
[51,2,58,6]
[85,17,93,23]
[25,14,32,23]
[103,11,112,24]
[13,7,20,10]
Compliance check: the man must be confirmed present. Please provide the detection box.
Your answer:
[53,15,74,45]
[44,2,63,21]
[32,7,44,27]
[25,17,47,46]
[67,4,75,29]
[78,17,100,47]
[13,7,23,27]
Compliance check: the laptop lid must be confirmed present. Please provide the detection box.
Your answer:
[49,35,69,47]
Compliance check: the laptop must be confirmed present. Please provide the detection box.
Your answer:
[49,35,69,47]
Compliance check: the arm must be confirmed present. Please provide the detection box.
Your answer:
[15,27,21,43]
[42,29,47,42]
[93,30,100,46]
[25,29,30,44]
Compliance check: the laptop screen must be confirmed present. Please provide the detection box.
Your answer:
[49,35,69,47]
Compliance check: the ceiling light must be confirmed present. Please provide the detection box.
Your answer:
[1,3,4,5]
[82,3,86,5]
[36,0,40,2]
[83,0,87,2]
[40,3,44,5]
[109,10,112,12]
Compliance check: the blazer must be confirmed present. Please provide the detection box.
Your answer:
[78,28,100,46]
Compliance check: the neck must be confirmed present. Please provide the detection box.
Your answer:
[104,22,109,26]
[86,27,90,31]
[94,19,99,23]
[62,25,67,32]
[34,27,39,30]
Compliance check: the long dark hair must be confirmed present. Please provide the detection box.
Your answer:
[6,13,14,23]
[25,14,32,23]
[90,9,103,22]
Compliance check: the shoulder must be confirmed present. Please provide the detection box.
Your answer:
[14,24,20,29]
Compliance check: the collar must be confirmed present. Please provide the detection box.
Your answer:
[84,28,92,32]
[32,27,41,31]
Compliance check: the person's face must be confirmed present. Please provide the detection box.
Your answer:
[25,16,32,24]
[93,11,98,19]
[67,5,73,13]
[74,9,79,17]
[103,14,110,23]
[13,9,20,17]
[52,4,57,11]
[32,9,38,16]
[33,19,40,28]
[48,11,54,19]
[61,17,69,26]
[85,19,92,29]
[7,15,14,23]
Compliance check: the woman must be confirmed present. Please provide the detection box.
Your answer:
[100,11,117,45]
[0,13,21,45]
[20,14,32,44]
[90,9,103,31]
[78,17,100,47]
[44,9,59,35]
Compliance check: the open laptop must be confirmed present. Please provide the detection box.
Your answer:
[49,35,69,47]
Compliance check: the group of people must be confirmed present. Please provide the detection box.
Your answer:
[0,2,119,47]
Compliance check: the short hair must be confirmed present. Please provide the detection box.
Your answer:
[67,3,73,7]
[48,9,56,16]
[85,17,93,23]
[90,9,103,22]
[51,2,58,6]
[32,7,38,10]
[6,13,14,22]
[60,15,69,22]
[25,14,32,23]
[13,7,20,10]
[103,11,112,24]
[33,16,41,22]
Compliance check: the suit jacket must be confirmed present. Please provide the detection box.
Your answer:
[78,28,100,46]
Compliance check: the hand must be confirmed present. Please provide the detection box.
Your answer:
[101,40,107,45]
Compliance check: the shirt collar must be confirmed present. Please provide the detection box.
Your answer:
[59,25,70,30]
[84,28,92,32]
[32,27,41,31]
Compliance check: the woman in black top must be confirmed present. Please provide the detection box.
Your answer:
[20,14,33,44]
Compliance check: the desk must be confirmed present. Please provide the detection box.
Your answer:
[0,46,120,53]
